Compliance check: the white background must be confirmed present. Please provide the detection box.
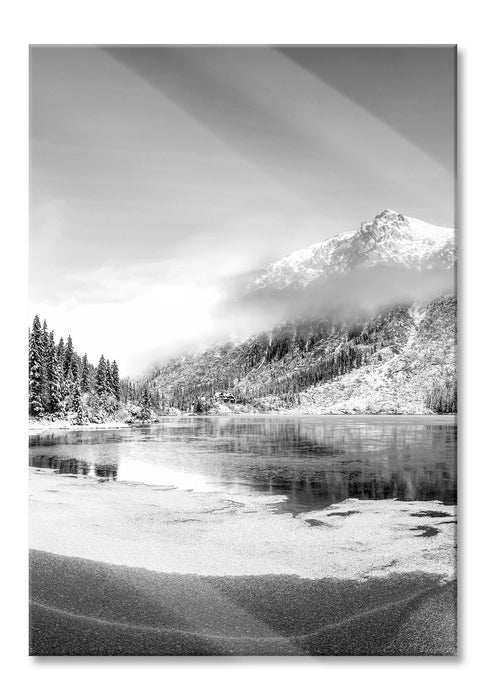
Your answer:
[0,1,484,698]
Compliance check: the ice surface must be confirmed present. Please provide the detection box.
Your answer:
[30,470,455,581]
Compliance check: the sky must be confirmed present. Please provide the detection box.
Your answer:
[30,45,456,375]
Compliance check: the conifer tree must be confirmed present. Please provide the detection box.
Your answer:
[76,399,87,425]
[47,329,55,358]
[29,316,133,419]
[29,315,44,416]
[111,360,120,401]
[72,354,79,382]
[64,335,74,378]
[64,365,75,411]
[96,355,108,395]
[140,386,151,422]
[41,320,49,351]
[72,378,88,424]
[57,337,65,371]
[45,330,60,413]
[72,379,82,413]
[56,337,67,403]
[81,354,90,393]
[48,346,63,415]
[106,359,113,395]
[40,319,50,411]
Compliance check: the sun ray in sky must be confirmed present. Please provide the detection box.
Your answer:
[30,46,455,374]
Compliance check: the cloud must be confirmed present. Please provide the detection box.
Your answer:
[30,47,455,375]
[32,278,225,376]
[221,266,456,332]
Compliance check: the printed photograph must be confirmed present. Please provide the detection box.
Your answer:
[29,45,457,656]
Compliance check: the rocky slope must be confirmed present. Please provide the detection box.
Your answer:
[288,297,456,414]
[144,210,456,415]
[149,295,456,414]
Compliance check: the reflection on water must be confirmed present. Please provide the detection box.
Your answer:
[30,455,118,480]
[29,416,456,513]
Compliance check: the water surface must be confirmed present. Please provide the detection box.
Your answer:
[29,415,456,514]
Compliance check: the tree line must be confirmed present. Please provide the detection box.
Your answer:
[144,318,389,412]
[120,379,164,409]
[30,301,456,418]
[28,314,120,422]
[143,303,456,414]
[424,378,457,414]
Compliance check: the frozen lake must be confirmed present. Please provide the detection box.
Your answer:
[29,415,456,514]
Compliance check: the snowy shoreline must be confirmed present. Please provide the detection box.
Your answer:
[28,419,131,436]
[29,467,456,582]
[28,411,455,436]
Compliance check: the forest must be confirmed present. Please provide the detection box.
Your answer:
[136,298,457,415]
[29,296,457,421]
[138,310,410,413]
[28,314,122,423]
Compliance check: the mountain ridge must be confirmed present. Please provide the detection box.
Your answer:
[248,210,455,293]
[132,210,457,415]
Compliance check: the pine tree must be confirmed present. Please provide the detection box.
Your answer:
[29,315,45,416]
[47,329,55,357]
[72,354,79,382]
[40,320,50,410]
[64,335,74,378]
[106,359,113,395]
[29,316,131,420]
[96,355,108,395]
[57,337,65,371]
[111,360,120,401]
[71,378,88,424]
[48,346,63,415]
[76,399,87,425]
[81,354,90,393]
[72,379,82,412]
[46,330,62,414]
[64,365,75,411]
[140,386,151,422]
[41,320,49,359]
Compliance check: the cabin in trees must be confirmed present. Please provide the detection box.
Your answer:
[214,391,236,403]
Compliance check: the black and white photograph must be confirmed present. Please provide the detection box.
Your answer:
[28,45,457,656]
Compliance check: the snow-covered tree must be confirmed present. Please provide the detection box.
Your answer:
[57,337,65,371]
[140,387,151,422]
[40,320,50,410]
[64,335,75,379]
[48,344,63,415]
[96,355,108,396]
[81,353,90,393]
[72,379,82,412]
[111,360,120,401]
[64,365,76,411]
[29,315,45,416]
[75,399,88,425]
[29,315,126,419]
[106,359,113,395]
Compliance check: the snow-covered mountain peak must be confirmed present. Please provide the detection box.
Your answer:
[361,209,408,238]
[249,211,455,292]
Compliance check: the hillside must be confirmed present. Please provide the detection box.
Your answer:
[147,295,456,415]
[133,210,456,416]
[289,297,456,414]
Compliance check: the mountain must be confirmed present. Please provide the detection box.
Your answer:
[248,209,455,293]
[141,210,456,415]
[147,296,456,415]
